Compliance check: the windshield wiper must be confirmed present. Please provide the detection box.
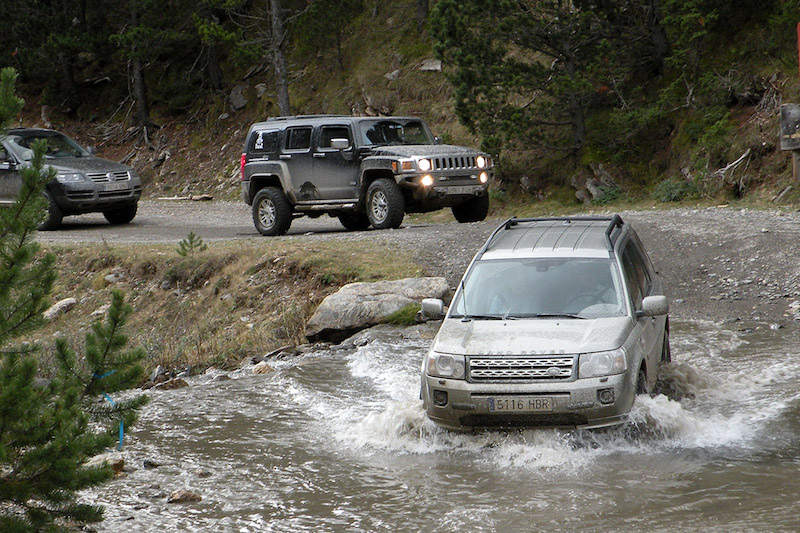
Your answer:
[460,314,505,321]
[524,313,586,319]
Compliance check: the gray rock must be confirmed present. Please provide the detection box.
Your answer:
[418,59,442,71]
[167,489,202,503]
[229,85,248,111]
[305,277,449,341]
[43,297,78,320]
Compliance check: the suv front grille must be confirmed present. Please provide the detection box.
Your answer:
[432,156,477,171]
[469,356,575,382]
[87,171,130,183]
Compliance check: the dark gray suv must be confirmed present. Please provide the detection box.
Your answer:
[240,115,494,235]
[0,128,142,230]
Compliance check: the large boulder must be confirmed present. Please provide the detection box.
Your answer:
[305,277,449,342]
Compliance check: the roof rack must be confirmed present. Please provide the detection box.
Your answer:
[482,215,625,254]
[265,114,349,121]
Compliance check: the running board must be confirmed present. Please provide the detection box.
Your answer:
[295,202,357,211]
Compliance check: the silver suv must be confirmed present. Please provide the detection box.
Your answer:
[420,216,670,431]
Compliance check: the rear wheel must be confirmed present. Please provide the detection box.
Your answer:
[452,193,489,223]
[37,191,63,231]
[366,178,404,229]
[103,203,138,224]
[252,187,292,236]
[338,212,371,231]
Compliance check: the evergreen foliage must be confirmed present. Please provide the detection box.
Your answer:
[0,67,147,532]
[176,231,208,256]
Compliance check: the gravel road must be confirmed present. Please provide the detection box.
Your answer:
[36,200,800,326]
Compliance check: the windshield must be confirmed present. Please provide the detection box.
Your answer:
[450,258,626,319]
[5,131,89,161]
[358,119,434,147]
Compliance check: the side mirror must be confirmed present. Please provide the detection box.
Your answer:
[434,136,443,145]
[0,161,14,171]
[330,138,350,150]
[421,298,446,319]
[86,146,97,155]
[637,295,669,318]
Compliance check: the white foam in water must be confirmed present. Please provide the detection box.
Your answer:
[289,320,800,471]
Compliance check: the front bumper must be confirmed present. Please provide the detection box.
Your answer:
[51,180,141,214]
[421,371,636,432]
[396,171,491,210]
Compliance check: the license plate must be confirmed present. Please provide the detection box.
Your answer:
[104,182,130,192]
[487,397,555,412]
[441,185,481,195]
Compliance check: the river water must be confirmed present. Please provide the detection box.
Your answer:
[84,319,800,532]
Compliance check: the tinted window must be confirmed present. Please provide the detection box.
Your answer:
[318,126,351,149]
[250,130,278,153]
[6,131,89,160]
[358,120,434,146]
[285,127,312,151]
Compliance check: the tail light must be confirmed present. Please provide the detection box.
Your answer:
[240,153,247,181]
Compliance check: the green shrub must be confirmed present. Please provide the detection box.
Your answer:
[652,178,698,202]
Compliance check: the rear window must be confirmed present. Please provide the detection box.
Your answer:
[249,130,278,154]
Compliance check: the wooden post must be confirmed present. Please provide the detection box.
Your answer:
[794,151,800,183]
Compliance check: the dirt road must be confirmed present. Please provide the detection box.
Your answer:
[36,201,800,326]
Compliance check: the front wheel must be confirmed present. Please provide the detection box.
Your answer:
[451,193,489,223]
[38,191,63,231]
[252,187,292,236]
[103,203,138,224]
[366,178,404,230]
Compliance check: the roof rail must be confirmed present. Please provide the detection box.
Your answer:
[482,215,624,254]
[265,114,349,121]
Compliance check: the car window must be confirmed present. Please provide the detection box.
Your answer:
[284,127,312,151]
[6,131,89,160]
[358,119,434,147]
[621,241,650,308]
[451,258,625,319]
[250,129,278,154]
[318,126,351,149]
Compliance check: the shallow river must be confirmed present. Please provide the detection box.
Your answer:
[84,320,800,532]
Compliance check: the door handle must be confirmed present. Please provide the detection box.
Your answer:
[313,153,325,158]
[279,154,292,160]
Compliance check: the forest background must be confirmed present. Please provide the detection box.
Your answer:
[3,0,800,210]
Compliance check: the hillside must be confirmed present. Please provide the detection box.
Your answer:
[8,1,800,211]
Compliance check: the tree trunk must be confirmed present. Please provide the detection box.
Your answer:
[56,52,81,116]
[646,0,669,76]
[270,0,290,116]
[416,0,428,32]
[132,56,153,131]
[207,45,223,91]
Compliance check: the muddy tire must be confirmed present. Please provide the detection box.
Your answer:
[452,193,489,223]
[103,203,138,225]
[252,187,292,236]
[366,178,404,230]
[338,212,371,231]
[38,191,63,231]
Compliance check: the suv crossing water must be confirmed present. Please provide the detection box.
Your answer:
[420,215,671,431]
[240,115,494,235]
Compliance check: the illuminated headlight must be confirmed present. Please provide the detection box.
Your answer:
[418,158,432,171]
[476,155,487,168]
[420,175,434,187]
[426,351,465,379]
[56,172,86,183]
[479,172,489,184]
[579,349,627,378]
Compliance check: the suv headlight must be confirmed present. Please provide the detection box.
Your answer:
[417,158,432,171]
[425,351,465,379]
[56,172,86,183]
[579,349,627,378]
[476,155,487,168]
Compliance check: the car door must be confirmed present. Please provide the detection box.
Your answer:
[312,124,359,200]
[281,126,316,201]
[0,141,22,206]
[621,238,662,382]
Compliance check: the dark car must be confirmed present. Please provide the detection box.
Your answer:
[240,115,494,235]
[0,128,142,230]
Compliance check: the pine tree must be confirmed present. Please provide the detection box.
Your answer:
[0,67,148,533]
